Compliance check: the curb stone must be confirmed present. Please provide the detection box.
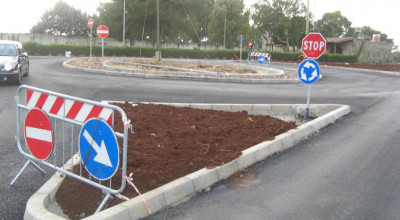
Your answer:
[63,59,299,84]
[24,103,351,220]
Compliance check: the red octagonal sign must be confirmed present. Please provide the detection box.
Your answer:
[97,25,109,39]
[302,32,326,59]
[24,108,54,160]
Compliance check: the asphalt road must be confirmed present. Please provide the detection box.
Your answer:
[1,57,400,219]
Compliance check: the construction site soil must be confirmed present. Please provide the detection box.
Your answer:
[55,103,297,219]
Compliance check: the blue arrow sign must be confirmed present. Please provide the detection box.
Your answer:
[298,59,320,84]
[258,55,266,64]
[79,118,119,180]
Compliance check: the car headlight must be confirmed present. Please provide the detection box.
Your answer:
[4,62,17,71]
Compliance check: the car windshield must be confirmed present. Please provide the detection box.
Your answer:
[0,44,17,56]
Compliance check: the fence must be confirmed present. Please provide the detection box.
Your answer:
[11,85,130,213]
[248,52,272,65]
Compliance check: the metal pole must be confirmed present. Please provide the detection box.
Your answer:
[102,38,104,57]
[224,7,226,49]
[123,0,126,46]
[90,27,92,58]
[304,84,312,120]
[240,36,242,60]
[156,0,160,51]
[306,0,310,34]
[156,0,161,61]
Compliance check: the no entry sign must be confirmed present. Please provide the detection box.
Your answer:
[88,18,93,29]
[302,32,326,59]
[97,25,109,39]
[24,108,54,160]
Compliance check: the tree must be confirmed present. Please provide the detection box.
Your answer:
[252,0,306,50]
[207,0,250,49]
[315,11,351,37]
[31,1,90,36]
[97,0,215,46]
[358,26,393,44]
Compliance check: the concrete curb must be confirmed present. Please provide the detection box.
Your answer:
[24,103,350,220]
[63,59,299,84]
[272,61,400,76]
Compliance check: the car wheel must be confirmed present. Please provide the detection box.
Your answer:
[24,63,29,77]
[15,70,22,85]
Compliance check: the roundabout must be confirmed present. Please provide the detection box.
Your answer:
[64,57,299,83]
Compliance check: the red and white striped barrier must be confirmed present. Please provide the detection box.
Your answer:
[26,90,113,125]
[250,52,271,58]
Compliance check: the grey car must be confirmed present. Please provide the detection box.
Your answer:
[0,40,29,84]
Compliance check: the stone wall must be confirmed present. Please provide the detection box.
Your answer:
[0,33,125,46]
[0,33,220,50]
[353,40,393,63]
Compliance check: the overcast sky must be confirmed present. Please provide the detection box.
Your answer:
[1,0,399,46]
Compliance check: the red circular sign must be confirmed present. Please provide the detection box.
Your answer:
[97,25,109,39]
[24,108,54,160]
[88,18,94,28]
[302,32,327,59]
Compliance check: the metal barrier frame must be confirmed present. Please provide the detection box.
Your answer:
[11,85,129,213]
[247,52,271,65]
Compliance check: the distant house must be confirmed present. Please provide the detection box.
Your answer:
[326,37,354,54]
[326,37,393,63]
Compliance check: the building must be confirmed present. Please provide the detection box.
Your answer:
[327,37,393,63]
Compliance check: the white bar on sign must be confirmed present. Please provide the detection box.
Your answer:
[26,127,52,142]
[97,30,109,34]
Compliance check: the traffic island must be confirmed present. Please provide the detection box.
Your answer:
[24,103,350,220]
[63,58,300,83]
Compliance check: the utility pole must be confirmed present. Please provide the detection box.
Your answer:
[123,0,126,45]
[156,0,161,61]
[223,6,226,49]
[306,0,310,34]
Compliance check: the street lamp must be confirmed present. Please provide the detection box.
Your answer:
[223,6,226,49]
[123,0,126,45]
[306,0,309,34]
[156,0,161,61]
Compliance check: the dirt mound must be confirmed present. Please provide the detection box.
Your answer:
[55,103,297,219]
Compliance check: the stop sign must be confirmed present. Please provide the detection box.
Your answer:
[302,32,326,59]
[97,25,109,39]
[88,18,93,28]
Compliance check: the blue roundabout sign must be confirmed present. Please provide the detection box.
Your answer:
[298,59,320,85]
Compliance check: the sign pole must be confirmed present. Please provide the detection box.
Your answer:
[102,38,104,57]
[90,27,92,58]
[96,25,109,58]
[304,84,312,120]
[240,39,242,60]
[88,18,94,59]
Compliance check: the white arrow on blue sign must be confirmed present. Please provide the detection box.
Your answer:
[298,59,320,84]
[79,118,119,180]
[258,55,266,64]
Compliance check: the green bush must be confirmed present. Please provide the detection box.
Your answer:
[21,41,357,63]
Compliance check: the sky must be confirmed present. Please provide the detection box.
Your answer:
[1,0,399,46]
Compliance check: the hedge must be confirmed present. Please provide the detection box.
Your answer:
[22,41,358,63]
